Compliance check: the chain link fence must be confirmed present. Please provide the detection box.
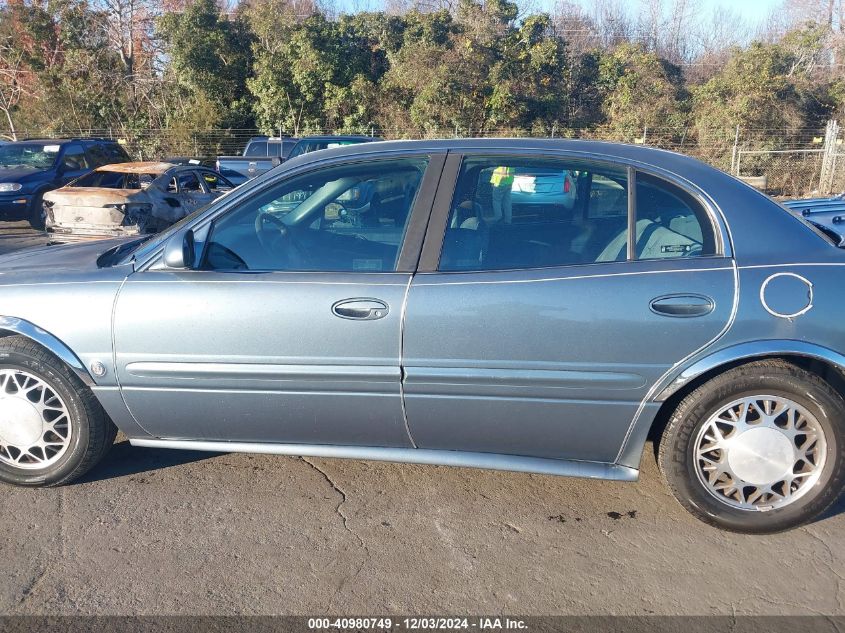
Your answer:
[832,153,845,194]
[734,149,826,198]
[10,122,844,199]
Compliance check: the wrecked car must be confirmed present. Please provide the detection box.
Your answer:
[43,162,234,242]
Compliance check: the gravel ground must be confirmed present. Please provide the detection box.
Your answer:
[1,434,844,616]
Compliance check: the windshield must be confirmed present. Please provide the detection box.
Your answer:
[117,184,242,264]
[0,144,61,170]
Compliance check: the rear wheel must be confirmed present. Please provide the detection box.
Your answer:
[0,336,116,487]
[658,360,845,533]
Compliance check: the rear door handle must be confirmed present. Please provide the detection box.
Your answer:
[649,294,714,318]
[332,298,389,320]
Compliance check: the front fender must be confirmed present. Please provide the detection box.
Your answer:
[0,315,94,386]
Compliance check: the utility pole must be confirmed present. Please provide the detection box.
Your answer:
[820,119,840,195]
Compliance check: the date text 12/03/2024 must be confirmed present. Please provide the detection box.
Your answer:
[307,618,528,630]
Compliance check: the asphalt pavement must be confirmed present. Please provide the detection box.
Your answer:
[0,221,49,255]
[1,434,843,615]
[0,222,842,616]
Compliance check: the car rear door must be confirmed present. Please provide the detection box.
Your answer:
[58,143,90,184]
[113,152,444,447]
[402,152,736,463]
[197,169,235,200]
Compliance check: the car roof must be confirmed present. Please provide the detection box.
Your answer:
[295,135,378,142]
[17,138,118,145]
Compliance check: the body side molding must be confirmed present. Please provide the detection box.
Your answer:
[0,316,94,386]
[129,438,639,481]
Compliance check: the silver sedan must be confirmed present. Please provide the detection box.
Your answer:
[0,138,842,534]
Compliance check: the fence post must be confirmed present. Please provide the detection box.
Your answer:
[820,120,840,195]
[730,125,740,175]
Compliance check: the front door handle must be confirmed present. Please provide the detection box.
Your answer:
[332,298,389,320]
[649,294,714,318]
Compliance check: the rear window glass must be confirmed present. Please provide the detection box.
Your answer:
[245,142,268,157]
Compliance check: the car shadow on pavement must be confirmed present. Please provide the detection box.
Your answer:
[818,493,845,523]
[75,439,221,485]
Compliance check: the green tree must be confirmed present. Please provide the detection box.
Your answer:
[692,41,806,161]
[157,0,254,131]
[595,43,688,143]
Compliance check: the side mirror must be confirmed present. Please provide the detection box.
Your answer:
[271,157,282,167]
[163,229,195,270]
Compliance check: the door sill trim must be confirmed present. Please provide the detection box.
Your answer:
[128,438,639,481]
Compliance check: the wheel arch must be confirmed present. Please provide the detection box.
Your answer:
[0,316,95,386]
[617,341,845,468]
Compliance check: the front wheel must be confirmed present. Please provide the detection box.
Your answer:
[658,360,845,533]
[0,336,116,487]
[27,193,45,230]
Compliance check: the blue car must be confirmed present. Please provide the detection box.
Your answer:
[782,195,845,244]
[0,139,842,534]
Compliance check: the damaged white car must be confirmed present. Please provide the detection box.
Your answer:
[43,162,234,242]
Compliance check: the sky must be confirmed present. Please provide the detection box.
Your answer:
[554,0,783,22]
[696,0,782,22]
[332,0,784,26]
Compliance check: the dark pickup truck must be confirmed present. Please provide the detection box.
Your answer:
[215,136,299,185]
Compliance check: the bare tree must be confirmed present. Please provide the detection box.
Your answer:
[589,0,633,49]
[551,1,601,57]
[0,46,34,140]
[681,5,751,82]
[92,0,160,107]
[695,5,751,56]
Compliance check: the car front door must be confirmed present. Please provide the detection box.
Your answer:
[402,153,736,463]
[176,170,213,214]
[113,153,442,447]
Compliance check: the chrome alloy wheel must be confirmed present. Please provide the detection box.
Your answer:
[694,395,827,511]
[0,369,72,470]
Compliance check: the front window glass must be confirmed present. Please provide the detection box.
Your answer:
[0,144,61,170]
[203,157,429,272]
[178,172,202,192]
[440,156,629,271]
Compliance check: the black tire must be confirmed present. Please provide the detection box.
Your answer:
[0,336,116,487]
[658,360,845,534]
[27,192,45,230]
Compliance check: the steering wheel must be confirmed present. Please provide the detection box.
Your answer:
[254,212,306,267]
